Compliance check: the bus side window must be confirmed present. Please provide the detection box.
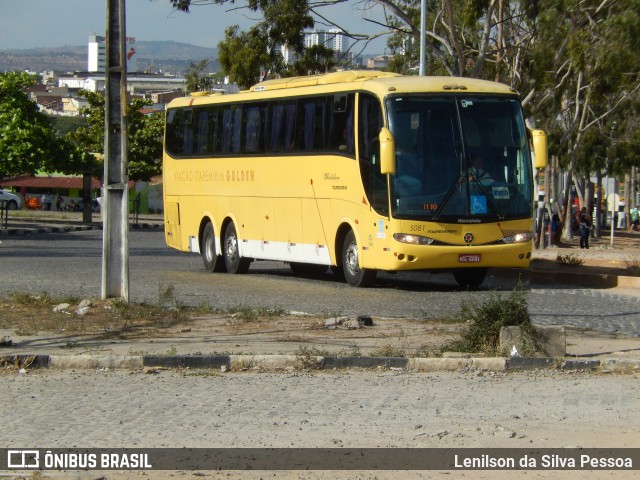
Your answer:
[194,108,210,154]
[182,109,194,155]
[165,108,183,157]
[328,94,354,155]
[207,108,220,154]
[243,103,266,154]
[232,107,242,153]
[297,98,326,152]
[269,102,296,152]
[220,106,242,154]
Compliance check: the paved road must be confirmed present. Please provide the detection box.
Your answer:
[1,229,640,336]
[2,230,639,479]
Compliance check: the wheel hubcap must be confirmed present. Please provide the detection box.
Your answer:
[226,235,238,260]
[346,243,359,274]
[205,237,214,262]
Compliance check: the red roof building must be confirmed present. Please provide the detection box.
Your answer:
[0,175,102,190]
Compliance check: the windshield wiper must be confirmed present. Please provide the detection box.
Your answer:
[432,172,467,221]
[432,172,507,221]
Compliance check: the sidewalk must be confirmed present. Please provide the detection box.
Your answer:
[1,211,639,373]
[0,210,163,235]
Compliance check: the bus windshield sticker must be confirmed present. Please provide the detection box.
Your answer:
[471,195,487,214]
[377,220,386,239]
[492,187,510,199]
[460,100,474,108]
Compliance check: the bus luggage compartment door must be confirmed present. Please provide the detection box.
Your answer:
[165,200,182,250]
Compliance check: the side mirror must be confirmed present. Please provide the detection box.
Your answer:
[530,129,548,169]
[379,127,396,175]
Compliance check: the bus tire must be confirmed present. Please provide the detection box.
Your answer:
[202,222,226,272]
[223,222,250,274]
[342,230,376,287]
[453,268,487,289]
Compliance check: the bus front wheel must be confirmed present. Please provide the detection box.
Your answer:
[342,231,376,287]
[453,268,487,289]
[202,222,226,272]
[223,222,250,274]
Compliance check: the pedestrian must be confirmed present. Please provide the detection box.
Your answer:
[551,206,562,246]
[579,207,591,249]
[56,195,63,212]
[631,206,639,232]
[40,193,47,211]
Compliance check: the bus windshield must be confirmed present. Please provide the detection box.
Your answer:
[385,95,533,222]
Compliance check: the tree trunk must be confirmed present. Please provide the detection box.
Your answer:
[631,166,637,210]
[561,161,576,243]
[624,172,630,229]
[595,169,602,237]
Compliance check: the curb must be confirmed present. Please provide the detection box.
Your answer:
[492,268,640,290]
[0,223,163,236]
[3,354,639,373]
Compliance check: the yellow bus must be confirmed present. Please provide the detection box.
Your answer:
[163,70,547,287]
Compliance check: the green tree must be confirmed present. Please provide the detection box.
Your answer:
[217,25,276,89]
[171,0,326,87]
[184,59,214,94]
[0,71,78,178]
[170,0,537,87]
[283,44,337,77]
[67,90,164,181]
[528,0,640,241]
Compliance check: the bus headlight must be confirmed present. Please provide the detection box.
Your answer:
[393,233,435,245]
[502,232,533,244]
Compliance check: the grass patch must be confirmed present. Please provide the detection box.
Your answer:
[0,292,196,339]
[371,343,406,358]
[443,282,541,356]
[556,253,584,266]
[228,305,286,322]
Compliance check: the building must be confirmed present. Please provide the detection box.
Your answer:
[87,34,137,72]
[57,72,186,96]
[305,29,349,54]
[367,55,392,69]
[280,45,300,66]
[328,29,348,54]
[299,29,352,65]
[87,35,106,72]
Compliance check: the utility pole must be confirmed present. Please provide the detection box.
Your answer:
[102,0,129,301]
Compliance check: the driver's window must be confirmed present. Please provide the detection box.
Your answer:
[358,93,388,215]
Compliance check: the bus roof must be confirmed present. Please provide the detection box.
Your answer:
[167,71,518,108]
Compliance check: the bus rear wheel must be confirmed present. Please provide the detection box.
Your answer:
[342,230,376,287]
[202,222,226,272]
[453,268,487,289]
[223,222,250,274]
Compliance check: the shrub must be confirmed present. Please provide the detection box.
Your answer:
[444,282,534,355]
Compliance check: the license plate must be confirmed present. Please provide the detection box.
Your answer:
[459,254,481,263]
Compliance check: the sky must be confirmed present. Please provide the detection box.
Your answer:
[0,0,388,54]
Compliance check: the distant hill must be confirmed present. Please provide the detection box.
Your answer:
[0,41,218,74]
